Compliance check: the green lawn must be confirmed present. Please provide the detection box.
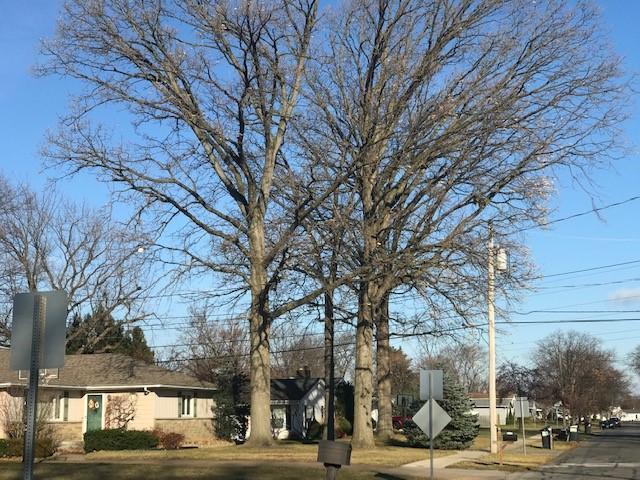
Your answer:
[0,463,405,480]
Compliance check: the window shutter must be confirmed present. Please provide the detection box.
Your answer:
[63,392,69,421]
[178,391,182,418]
[193,392,197,418]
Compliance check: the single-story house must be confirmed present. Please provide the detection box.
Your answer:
[469,392,515,427]
[0,347,216,445]
[621,411,640,422]
[269,376,325,440]
[240,368,326,441]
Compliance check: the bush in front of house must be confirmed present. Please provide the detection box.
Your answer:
[305,420,323,441]
[152,430,185,450]
[0,439,8,457]
[0,438,58,458]
[160,432,185,450]
[336,416,352,437]
[84,429,159,452]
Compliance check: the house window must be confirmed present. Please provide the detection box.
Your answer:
[181,394,193,417]
[51,393,63,420]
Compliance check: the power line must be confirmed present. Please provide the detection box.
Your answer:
[542,259,640,279]
[511,309,640,316]
[149,316,640,364]
[394,317,640,339]
[515,194,640,233]
[155,341,356,364]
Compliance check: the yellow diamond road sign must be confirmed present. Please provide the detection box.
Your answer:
[412,399,451,439]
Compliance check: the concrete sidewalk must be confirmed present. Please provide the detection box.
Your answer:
[379,449,522,480]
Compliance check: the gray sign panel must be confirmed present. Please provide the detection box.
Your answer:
[420,369,443,401]
[10,291,67,370]
[413,399,451,439]
[514,397,530,419]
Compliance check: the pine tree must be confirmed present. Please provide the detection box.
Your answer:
[66,309,154,363]
[404,372,479,449]
[117,326,154,364]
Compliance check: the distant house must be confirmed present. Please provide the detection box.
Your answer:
[241,368,326,440]
[621,410,640,422]
[468,392,515,427]
[269,376,325,439]
[0,348,216,446]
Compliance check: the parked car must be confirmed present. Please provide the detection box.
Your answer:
[610,417,621,428]
[601,419,613,429]
[392,415,413,430]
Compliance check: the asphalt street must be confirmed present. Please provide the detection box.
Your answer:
[519,423,640,480]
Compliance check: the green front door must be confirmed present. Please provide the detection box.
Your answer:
[86,395,103,431]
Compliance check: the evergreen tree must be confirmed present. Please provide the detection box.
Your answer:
[212,370,249,441]
[404,372,479,449]
[116,327,154,364]
[66,308,154,363]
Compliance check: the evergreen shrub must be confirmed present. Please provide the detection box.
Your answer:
[403,373,479,450]
[336,416,352,436]
[83,429,159,452]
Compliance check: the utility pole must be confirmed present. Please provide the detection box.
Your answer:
[488,224,498,454]
[487,223,508,454]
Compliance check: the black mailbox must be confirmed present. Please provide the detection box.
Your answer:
[503,431,518,442]
[317,440,352,466]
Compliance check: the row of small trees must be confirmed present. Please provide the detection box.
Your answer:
[12,0,628,447]
[497,331,631,426]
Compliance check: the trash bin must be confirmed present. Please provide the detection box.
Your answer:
[541,428,552,449]
[569,425,579,441]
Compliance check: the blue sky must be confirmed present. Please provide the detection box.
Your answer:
[1,2,640,389]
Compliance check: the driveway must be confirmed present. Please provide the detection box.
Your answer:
[518,423,640,480]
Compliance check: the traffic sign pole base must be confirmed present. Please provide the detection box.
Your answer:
[324,464,340,480]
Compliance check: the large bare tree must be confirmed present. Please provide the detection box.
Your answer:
[36,0,353,445]
[0,175,151,349]
[420,341,487,393]
[533,331,630,426]
[308,0,626,446]
[630,345,640,378]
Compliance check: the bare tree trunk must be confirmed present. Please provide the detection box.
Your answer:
[376,293,392,441]
[247,221,272,446]
[352,282,375,448]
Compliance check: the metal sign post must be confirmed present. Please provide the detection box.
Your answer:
[429,373,434,480]
[23,295,46,480]
[416,370,447,480]
[520,396,527,456]
[10,291,67,480]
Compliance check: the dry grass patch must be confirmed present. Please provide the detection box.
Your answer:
[84,440,454,467]
[449,441,577,472]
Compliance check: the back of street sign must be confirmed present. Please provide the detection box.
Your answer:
[10,291,67,370]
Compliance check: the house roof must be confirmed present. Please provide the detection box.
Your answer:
[271,377,324,401]
[0,348,215,391]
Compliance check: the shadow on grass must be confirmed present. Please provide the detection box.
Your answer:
[0,463,384,480]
